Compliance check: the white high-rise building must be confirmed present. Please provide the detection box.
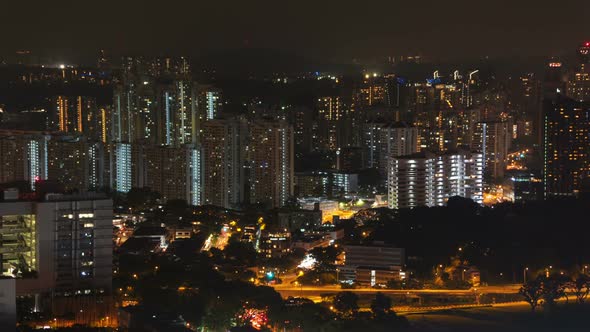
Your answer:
[115,143,132,193]
[388,148,483,209]
[471,121,511,180]
[378,122,420,175]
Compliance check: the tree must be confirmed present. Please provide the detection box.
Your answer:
[519,278,544,312]
[126,187,160,211]
[569,275,590,304]
[370,292,392,318]
[166,199,189,216]
[333,291,359,317]
[224,238,257,266]
[541,275,567,309]
[309,246,342,273]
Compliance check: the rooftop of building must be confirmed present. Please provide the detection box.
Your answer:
[355,265,403,271]
[344,242,403,249]
[395,147,480,160]
[382,121,416,129]
[133,226,167,237]
[119,237,160,253]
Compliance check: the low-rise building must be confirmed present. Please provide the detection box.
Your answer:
[276,208,322,232]
[331,172,359,197]
[355,266,405,287]
[300,198,339,221]
[258,228,291,259]
[292,235,331,251]
[132,226,168,249]
[341,244,405,283]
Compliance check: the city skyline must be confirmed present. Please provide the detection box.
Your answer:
[1,8,590,329]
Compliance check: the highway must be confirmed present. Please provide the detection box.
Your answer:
[273,284,522,300]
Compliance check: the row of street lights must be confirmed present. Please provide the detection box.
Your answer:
[522,265,589,283]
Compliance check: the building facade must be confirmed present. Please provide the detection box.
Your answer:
[0,192,112,309]
[388,149,484,209]
[543,94,590,196]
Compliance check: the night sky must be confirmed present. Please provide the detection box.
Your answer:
[2,0,589,62]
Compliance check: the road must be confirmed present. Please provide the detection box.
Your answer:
[273,284,522,300]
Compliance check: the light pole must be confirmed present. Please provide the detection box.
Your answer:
[523,267,528,284]
[462,269,466,281]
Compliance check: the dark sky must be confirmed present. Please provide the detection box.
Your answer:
[1,0,589,62]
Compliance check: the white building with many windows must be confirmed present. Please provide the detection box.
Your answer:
[388,148,483,209]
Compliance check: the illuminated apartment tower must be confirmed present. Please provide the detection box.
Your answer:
[157,81,198,146]
[201,118,248,208]
[471,121,511,181]
[567,42,590,102]
[316,96,344,151]
[543,94,590,197]
[378,122,420,176]
[362,123,384,169]
[248,120,294,208]
[140,145,201,205]
[46,137,105,191]
[388,149,483,209]
[111,56,200,195]
[0,134,48,190]
[114,143,132,193]
[51,96,100,137]
[0,135,28,184]
[355,74,388,107]
[197,85,222,122]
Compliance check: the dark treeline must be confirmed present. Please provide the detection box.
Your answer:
[357,197,590,281]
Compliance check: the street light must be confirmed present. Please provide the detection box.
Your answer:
[523,267,529,283]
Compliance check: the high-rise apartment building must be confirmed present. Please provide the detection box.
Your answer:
[50,96,101,136]
[113,56,199,147]
[315,96,347,152]
[567,42,590,102]
[248,120,294,208]
[156,81,198,146]
[471,121,511,180]
[201,118,248,208]
[0,132,108,192]
[388,149,484,209]
[543,94,590,197]
[0,133,47,190]
[378,122,420,175]
[362,123,383,169]
[197,85,222,122]
[139,145,202,205]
